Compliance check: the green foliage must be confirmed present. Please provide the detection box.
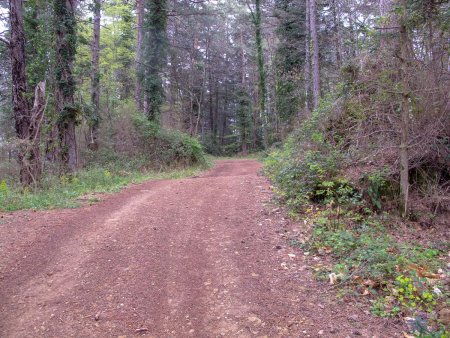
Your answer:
[139,0,168,120]
[54,0,77,104]
[133,114,207,167]
[370,272,444,324]
[274,0,305,122]
[300,209,447,321]
[264,110,343,210]
[275,75,302,123]
[0,179,9,196]
[235,86,253,152]
[24,0,54,89]
[362,169,392,210]
[314,178,361,205]
[0,164,207,212]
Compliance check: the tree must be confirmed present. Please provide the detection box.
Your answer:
[135,0,144,112]
[274,0,306,122]
[304,0,311,115]
[8,0,45,187]
[249,0,267,142]
[138,0,168,121]
[235,86,253,154]
[54,0,78,172]
[90,0,101,150]
[309,0,320,110]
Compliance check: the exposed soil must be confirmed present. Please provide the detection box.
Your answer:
[0,160,404,337]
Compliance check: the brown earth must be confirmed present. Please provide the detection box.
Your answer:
[0,160,404,337]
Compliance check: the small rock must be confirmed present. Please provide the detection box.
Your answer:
[135,328,149,333]
[348,315,358,322]
[275,245,282,250]
[433,287,443,297]
[248,316,262,325]
[353,331,362,336]
[439,308,450,326]
[318,330,324,335]
[404,317,416,333]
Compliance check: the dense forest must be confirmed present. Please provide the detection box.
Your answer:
[1,0,449,198]
[0,0,449,333]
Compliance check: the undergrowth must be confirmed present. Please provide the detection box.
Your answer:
[264,98,449,336]
[0,164,208,212]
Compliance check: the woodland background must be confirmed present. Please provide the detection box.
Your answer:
[0,0,449,332]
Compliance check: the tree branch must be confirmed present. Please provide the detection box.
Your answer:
[0,36,10,46]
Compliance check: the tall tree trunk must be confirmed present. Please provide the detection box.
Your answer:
[135,0,144,111]
[252,0,267,145]
[54,0,78,173]
[90,0,101,151]
[398,0,410,218]
[213,79,219,138]
[9,0,43,187]
[304,0,311,116]
[309,0,320,110]
[141,0,168,121]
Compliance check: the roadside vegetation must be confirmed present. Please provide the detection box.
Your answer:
[0,164,207,212]
[0,110,208,212]
[264,93,449,336]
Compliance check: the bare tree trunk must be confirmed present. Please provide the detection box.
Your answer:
[214,79,219,138]
[90,0,101,151]
[135,0,144,111]
[309,0,320,110]
[304,0,311,116]
[398,0,410,218]
[9,0,43,187]
[251,0,267,146]
[54,0,78,173]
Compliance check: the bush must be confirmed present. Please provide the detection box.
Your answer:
[133,114,207,168]
[264,96,345,211]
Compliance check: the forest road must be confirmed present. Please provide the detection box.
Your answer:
[0,160,400,338]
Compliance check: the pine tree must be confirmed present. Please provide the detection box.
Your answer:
[235,86,253,154]
[138,0,168,122]
[54,0,78,172]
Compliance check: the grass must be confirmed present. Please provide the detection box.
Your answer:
[0,164,210,212]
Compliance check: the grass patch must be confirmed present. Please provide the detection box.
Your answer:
[0,164,209,212]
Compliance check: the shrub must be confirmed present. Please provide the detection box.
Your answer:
[264,96,345,211]
[132,113,207,168]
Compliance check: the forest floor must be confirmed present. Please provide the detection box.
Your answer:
[0,160,405,337]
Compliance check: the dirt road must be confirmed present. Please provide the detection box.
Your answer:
[0,160,401,337]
